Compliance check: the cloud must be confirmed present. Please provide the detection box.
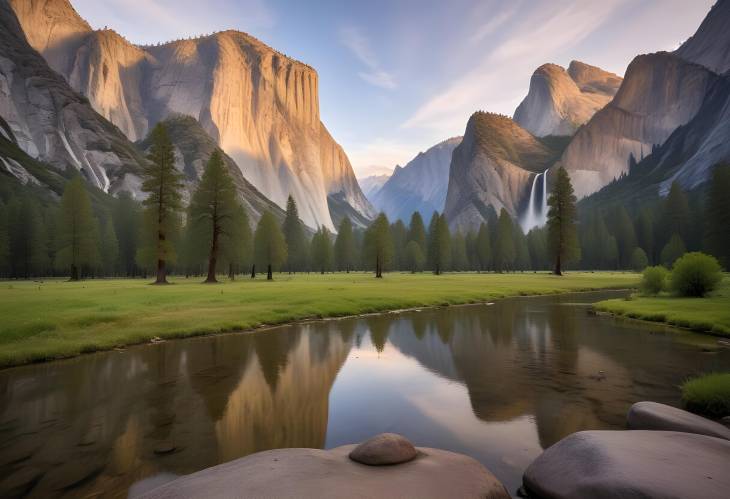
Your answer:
[402,0,629,134]
[469,5,518,44]
[340,26,397,89]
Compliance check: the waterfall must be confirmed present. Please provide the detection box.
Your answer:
[520,169,549,232]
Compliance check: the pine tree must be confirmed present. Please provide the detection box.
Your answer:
[513,225,531,271]
[546,167,579,275]
[222,204,252,280]
[363,213,393,278]
[56,177,99,280]
[114,192,142,277]
[311,226,333,274]
[7,197,49,278]
[334,216,356,272]
[407,212,427,255]
[661,181,690,248]
[99,213,119,276]
[494,208,515,272]
[404,240,425,273]
[610,206,636,269]
[636,208,655,265]
[0,201,8,277]
[282,195,307,273]
[527,227,547,270]
[189,150,239,283]
[254,211,287,280]
[428,214,451,275]
[476,223,491,272]
[451,232,468,271]
[390,220,408,271]
[705,163,730,268]
[139,123,184,284]
[661,233,686,268]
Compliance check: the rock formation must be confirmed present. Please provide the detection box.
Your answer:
[8,0,374,230]
[675,0,730,74]
[626,401,730,440]
[358,173,391,200]
[443,113,559,232]
[514,61,621,137]
[373,137,462,223]
[0,1,145,195]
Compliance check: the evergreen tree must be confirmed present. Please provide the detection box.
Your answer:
[605,235,619,270]
[407,211,427,255]
[630,247,648,272]
[56,177,99,280]
[705,163,730,268]
[404,240,425,273]
[451,232,468,271]
[7,197,48,278]
[494,208,515,272]
[527,227,548,270]
[636,208,655,265]
[113,192,142,277]
[465,230,478,270]
[0,201,8,277]
[311,226,333,274]
[282,195,307,273]
[363,213,393,278]
[334,216,356,272]
[513,225,531,271]
[610,206,636,268]
[390,220,408,270]
[188,150,239,283]
[222,204,253,279]
[661,181,690,248]
[475,223,491,272]
[139,123,184,284]
[254,211,287,280]
[428,214,451,275]
[660,233,686,268]
[546,167,579,275]
[99,213,119,276]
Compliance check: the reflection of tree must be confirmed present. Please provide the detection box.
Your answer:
[254,329,299,393]
[367,316,391,353]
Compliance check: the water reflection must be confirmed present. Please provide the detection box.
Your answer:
[1,291,727,497]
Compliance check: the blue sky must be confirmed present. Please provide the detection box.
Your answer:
[72,0,714,177]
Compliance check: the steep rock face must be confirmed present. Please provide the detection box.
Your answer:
[373,137,461,223]
[675,0,730,74]
[557,53,717,198]
[9,0,373,230]
[444,113,555,232]
[136,115,285,224]
[0,1,144,195]
[358,173,390,200]
[513,61,621,137]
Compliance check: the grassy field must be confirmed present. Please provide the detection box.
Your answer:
[595,275,730,336]
[0,272,637,367]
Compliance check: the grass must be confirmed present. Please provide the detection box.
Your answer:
[681,373,730,419]
[595,275,730,336]
[0,272,638,367]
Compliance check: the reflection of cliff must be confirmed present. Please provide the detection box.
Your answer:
[0,326,352,498]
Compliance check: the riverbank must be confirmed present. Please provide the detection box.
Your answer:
[0,272,638,367]
[594,276,730,337]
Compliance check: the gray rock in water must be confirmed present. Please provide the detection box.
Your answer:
[348,433,417,465]
[135,444,511,499]
[523,430,730,499]
[627,401,730,440]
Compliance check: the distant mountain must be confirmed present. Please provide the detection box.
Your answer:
[675,0,730,74]
[8,0,374,230]
[372,137,462,223]
[358,174,390,200]
[513,61,621,137]
[0,0,144,195]
[136,115,285,224]
[443,113,563,232]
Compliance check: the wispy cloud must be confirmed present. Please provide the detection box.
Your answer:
[402,0,629,134]
[340,26,397,90]
[469,5,518,44]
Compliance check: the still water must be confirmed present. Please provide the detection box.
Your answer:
[1,290,728,497]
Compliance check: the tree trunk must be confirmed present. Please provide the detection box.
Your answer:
[267,263,273,280]
[229,263,235,281]
[250,264,256,279]
[69,264,79,282]
[434,263,440,276]
[375,255,382,278]
[553,253,562,276]
[155,258,168,284]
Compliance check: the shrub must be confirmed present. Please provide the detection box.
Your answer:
[681,373,730,419]
[670,252,722,297]
[630,247,648,272]
[640,265,668,295]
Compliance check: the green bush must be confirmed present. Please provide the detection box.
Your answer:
[630,247,649,272]
[670,252,722,297]
[640,265,668,295]
[681,373,730,419]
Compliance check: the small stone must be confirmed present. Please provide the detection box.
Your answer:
[348,433,417,465]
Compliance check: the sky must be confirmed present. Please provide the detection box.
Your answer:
[72,0,715,177]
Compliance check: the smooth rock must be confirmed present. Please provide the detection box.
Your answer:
[348,433,417,465]
[135,445,511,499]
[627,401,730,440]
[523,430,730,499]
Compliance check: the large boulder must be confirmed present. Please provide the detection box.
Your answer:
[136,442,510,499]
[348,433,417,465]
[523,430,730,499]
[627,401,730,440]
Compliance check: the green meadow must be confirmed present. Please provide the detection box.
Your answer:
[0,272,638,367]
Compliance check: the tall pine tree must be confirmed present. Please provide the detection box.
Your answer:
[282,195,307,273]
[494,208,515,273]
[139,123,184,284]
[311,226,333,274]
[706,163,730,268]
[476,222,492,272]
[254,211,288,280]
[428,214,451,275]
[364,213,393,278]
[334,216,356,272]
[546,167,579,275]
[56,177,99,280]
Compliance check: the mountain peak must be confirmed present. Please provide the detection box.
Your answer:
[675,0,730,74]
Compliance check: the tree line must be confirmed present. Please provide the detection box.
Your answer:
[0,122,727,280]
